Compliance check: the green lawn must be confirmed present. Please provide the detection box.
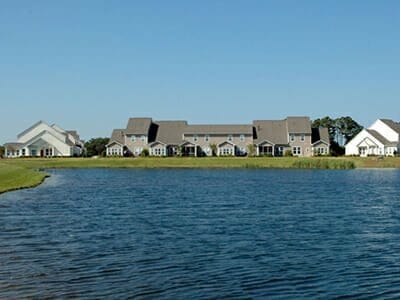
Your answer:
[0,162,48,194]
[1,156,356,170]
[1,156,399,194]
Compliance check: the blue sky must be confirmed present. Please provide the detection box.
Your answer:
[1,1,399,143]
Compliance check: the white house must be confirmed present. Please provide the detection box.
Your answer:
[345,119,400,157]
[4,121,84,158]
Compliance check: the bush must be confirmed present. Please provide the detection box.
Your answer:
[292,158,355,169]
[284,150,293,157]
[140,149,149,157]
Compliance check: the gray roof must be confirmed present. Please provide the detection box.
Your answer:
[125,118,153,135]
[3,142,23,149]
[154,121,187,144]
[312,127,330,144]
[380,119,400,134]
[17,120,46,139]
[184,124,253,135]
[253,120,288,145]
[286,117,312,134]
[109,129,125,145]
[67,130,80,140]
[366,129,392,145]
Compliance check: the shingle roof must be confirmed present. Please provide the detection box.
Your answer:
[312,127,330,144]
[3,142,23,149]
[184,124,253,135]
[109,129,125,145]
[17,120,47,139]
[253,120,288,145]
[286,117,312,134]
[366,129,391,145]
[125,118,153,135]
[154,121,187,144]
[380,119,400,134]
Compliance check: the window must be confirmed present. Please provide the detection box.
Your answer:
[292,146,301,156]
[220,147,234,156]
[204,135,210,142]
[290,134,295,142]
[278,146,284,156]
[228,135,233,142]
[193,135,198,142]
[141,135,146,142]
[16,150,19,156]
[300,134,305,142]
[31,149,37,156]
[22,149,26,156]
[131,135,136,142]
[240,134,245,142]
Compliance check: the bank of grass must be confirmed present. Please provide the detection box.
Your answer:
[2,156,399,194]
[1,156,358,170]
[0,162,48,194]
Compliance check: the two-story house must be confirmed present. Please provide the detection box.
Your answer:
[345,119,400,156]
[4,121,84,158]
[106,116,330,157]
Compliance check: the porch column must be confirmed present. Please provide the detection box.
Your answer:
[256,145,259,156]
[272,144,275,157]
[194,145,197,157]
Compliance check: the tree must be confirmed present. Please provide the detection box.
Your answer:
[0,146,4,158]
[312,116,363,156]
[84,137,110,157]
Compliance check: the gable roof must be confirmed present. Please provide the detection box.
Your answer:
[154,121,187,144]
[125,118,153,135]
[108,129,125,145]
[253,120,288,144]
[184,124,253,135]
[380,119,400,134]
[17,120,47,139]
[312,127,330,144]
[286,117,312,134]
[366,129,392,145]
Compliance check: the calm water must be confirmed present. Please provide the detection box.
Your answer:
[1,168,400,299]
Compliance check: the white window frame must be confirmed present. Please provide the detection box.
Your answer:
[204,135,210,142]
[240,134,245,142]
[131,135,136,142]
[193,135,198,142]
[141,135,146,142]
[292,146,301,156]
[290,134,295,142]
[300,134,305,142]
[228,135,233,142]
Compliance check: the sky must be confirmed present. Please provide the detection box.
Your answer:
[1,1,399,143]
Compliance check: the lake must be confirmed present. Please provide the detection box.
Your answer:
[1,168,400,298]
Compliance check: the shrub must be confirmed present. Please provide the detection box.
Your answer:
[292,158,355,169]
[284,150,293,157]
[140,149,149,157]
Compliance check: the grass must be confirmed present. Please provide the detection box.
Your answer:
[1,156,399,194]
[0,162,48,194]
[0,156,359,170]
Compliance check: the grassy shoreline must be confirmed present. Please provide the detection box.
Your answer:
[0,162,48,194]
[0,156,399,194]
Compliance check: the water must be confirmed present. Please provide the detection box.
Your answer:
[1,168,400,299]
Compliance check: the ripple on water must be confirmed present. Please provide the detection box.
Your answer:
[1,168,400,298]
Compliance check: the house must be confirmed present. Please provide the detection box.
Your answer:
[253,117,329,156]
[182,124,253,156]
[106,116,330,157]
[149,121,188,156]
[4,121,84,158]
[345,119,400,156]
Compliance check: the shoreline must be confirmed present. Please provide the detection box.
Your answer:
[0,157,399,195]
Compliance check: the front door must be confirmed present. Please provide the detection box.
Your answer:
[359,147,367,157]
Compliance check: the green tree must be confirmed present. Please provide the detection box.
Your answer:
[0,146,4,158]
[84,137,110,157]
[312,116,363,156]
